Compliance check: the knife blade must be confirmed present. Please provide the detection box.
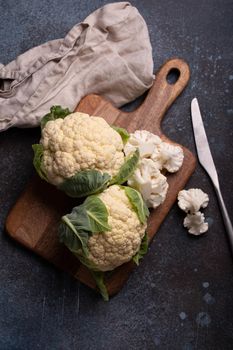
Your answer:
[191,97,233,254]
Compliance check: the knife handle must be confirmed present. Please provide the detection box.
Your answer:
[214,185,233,254]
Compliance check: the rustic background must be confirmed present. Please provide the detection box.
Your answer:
[0,0,233,349]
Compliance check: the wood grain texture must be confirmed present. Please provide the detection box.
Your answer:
[6,58,196,297]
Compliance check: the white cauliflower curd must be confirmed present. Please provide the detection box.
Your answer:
[87,185,147,271]
[124,130,161,158]
[183,212,208,235]
[41,112,124,185]
[127,159,168,208]
[124,130,184,173]
[177,188,209,236]
[178,188,209,214]
[151,142,184,173]
[125,130,184,209]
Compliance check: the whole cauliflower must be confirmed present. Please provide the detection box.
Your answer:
[33,106,139,198]
[59,184,148,300]
[59,185,147,271]
[87,185,146,271]
[42,112,124,185]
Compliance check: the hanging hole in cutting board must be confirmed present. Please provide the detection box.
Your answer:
[166,68,180,84]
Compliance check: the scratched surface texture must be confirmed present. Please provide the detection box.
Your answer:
[0,0,233,349]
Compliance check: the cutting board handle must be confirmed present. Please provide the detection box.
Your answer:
[139,58,190,119]
[117,58,190,132]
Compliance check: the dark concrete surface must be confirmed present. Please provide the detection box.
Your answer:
[0,0,233,349]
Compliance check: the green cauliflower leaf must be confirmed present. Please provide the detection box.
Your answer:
[59,170,111,198]
[32,144,48,182]
[110,149,139,185]
[124,186,149,224]
[40,105,71,129]
[111,125,130,145]
[132,232,148,266]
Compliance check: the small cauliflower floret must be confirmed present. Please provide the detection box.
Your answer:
[183,212,208,235]
[178,188,209,214]
[124,130,184,209]
[124,130,162,158]
[127,159,169,209]
[177,188,209,236]
[41,112,125,185]
[152,142,184,172]
[87,185,146,271]
[124,130,184,173]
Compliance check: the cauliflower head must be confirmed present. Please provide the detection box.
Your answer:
[59,185,148,271]
[41,112,124,185]
[87,185,147,271]
[128,158,169,209]
[59,184,148,300]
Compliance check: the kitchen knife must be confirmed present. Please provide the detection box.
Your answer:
[191,97,233,254]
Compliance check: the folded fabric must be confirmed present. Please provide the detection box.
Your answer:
[0,2,154,132]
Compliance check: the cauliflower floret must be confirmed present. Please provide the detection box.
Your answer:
[151,142,184,172]
[178,188,209,214]
[124,130,184,173]
[87,185,146,271]
[124,130,162,158]
[177,188,209,236]
[127,159,168,209]
[183,212,208,235]
[41,112,124,185]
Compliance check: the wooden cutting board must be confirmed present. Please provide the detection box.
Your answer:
[6,58,196,297]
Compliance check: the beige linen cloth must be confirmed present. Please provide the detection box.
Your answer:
[0,2,153,131]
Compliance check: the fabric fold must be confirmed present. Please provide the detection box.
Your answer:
[0,2,153,131]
